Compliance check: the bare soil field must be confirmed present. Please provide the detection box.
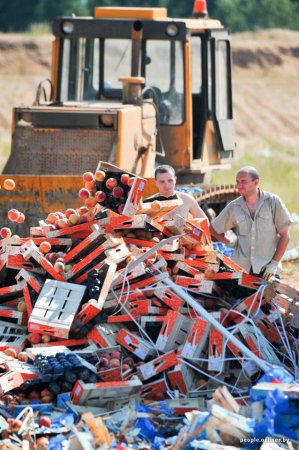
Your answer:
[0,29,298,287]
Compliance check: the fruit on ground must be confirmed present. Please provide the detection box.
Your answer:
[3,178,16,190]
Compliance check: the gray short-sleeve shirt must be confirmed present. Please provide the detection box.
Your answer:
[211,189,293,273]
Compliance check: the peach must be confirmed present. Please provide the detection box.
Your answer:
[29,392,40,402]
[7,209,20,222]
[86,211,95,222]
[109,358,121,368]
[112,186,124,199]
[78,188,90,200]
[120,173,130,185]
[36,437,49,448]
[27,332,41,344]
[95,190,106,203]
[204,268,216,280]
[65,208,77,219]
[15,212,25,223]
[94,170,106,182]
[55,211,65,219]
[38,416,51,427]
[84,180,96,191]
[47,212,59,224]
[98,357,109,367]
[18,352,28,363]
[118,204,125,214]
[122,364,131,372]
[127,177,135,188]
[54,261,65,272]
[85,196,97,208]
[68,213,79,225]
[105,177,118,190]
[4,347,17,358]
[41,388,51,397]
[0,227,12,239]
[82,171,94,182]
[111,351,121,359]
[55,218,69,229]
[123,356,134,367]
[78,206,89,216]
[17,300,27,312]
[3,178,16,190]
[41,334,51,343]
[39,241,51,254]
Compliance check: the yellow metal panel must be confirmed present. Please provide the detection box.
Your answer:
[116,108,141,172]
[94,7,167,20]
[143,178,158,199]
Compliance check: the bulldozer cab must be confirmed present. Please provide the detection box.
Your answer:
[0,5,235,232]
[48,6,234,182]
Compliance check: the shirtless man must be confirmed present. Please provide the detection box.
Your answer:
[144,165,208,221]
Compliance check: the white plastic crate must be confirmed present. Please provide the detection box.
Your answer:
[28,279,86,339]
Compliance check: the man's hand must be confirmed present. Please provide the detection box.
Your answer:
[228,235,237,248]
[262,259,279,280]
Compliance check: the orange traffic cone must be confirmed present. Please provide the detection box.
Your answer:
[193,0,208,18]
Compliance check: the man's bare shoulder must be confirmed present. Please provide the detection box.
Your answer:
[176,191,196,204]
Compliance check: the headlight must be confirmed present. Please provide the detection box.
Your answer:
[61,21,74,34]
[166,23,179,37]
[100,114,114,127]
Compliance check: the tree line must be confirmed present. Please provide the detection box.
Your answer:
[0,0,298,32]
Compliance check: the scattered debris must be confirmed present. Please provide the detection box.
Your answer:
[0,162,298,449]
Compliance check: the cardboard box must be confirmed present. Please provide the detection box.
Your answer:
[116,329,156,360]
[182,318,211,360]
[96,160,146,217]
[137,350,179,381]
[28,279,86,338]
[70,378,143,405]
[156,310,192,352]
[167,363,198,394]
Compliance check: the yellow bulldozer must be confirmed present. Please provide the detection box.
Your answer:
[0,1,237,233]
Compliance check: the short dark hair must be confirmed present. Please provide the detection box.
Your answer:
[237,166,259,181]
[154,165,176,179]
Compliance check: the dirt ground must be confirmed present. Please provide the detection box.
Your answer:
[0,29,298,288]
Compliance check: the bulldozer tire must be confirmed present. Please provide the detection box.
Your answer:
[195,184,239,219]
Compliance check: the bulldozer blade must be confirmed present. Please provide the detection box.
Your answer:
[0,175,83,235]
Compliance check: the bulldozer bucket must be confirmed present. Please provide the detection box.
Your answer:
[0,175,158,236]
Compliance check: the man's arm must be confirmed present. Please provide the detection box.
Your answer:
[185,194,209,222]
[210,225,234,247]
[272,225,291,262]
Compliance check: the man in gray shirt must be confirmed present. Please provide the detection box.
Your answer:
[210,166,292,279]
